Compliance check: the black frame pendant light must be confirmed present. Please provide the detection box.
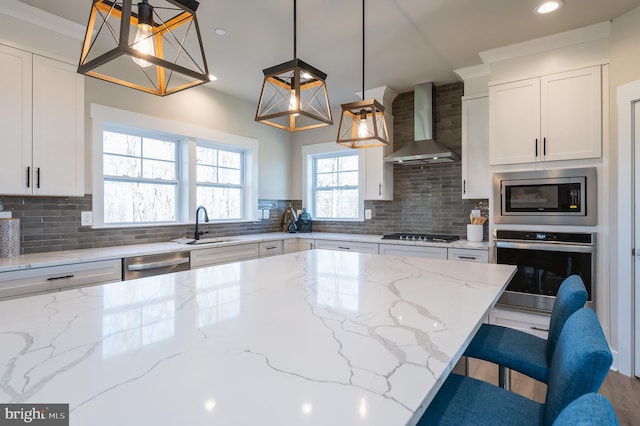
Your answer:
[255,0,333,132]
[78,0,209,96]
[336,0,389,148]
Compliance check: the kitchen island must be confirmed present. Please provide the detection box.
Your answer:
[0,250,515,425]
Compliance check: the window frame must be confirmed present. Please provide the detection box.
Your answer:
[91,104,259,228]
[301,141,365,222]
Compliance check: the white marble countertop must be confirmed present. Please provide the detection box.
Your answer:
[0,250,515,426]
[0,232,490,273]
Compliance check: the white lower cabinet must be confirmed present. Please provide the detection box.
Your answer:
[379,244,447,260]
[447,248,489,263]
[297,238,314,251]
[259,240,284,257]
[489,307,551,339]
[314,240,379,254]
[0,259,121,300]
[283,239,298,254]
[190,243,259,268]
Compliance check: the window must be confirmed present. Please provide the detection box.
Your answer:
[103,129,179,224]
[301,142,364,221]
[91,104,259,228]
[313,152,359,219]
[196,142,244,220]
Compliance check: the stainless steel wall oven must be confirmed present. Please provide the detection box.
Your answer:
[494,230,596,312]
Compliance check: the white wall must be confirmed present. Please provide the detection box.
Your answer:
[608,5,640,375]
[0,8,291,200]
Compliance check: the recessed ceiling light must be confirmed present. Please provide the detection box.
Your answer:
[534,0,564,14]
[214,28,227,36]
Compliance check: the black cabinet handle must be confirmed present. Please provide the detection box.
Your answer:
[378,183,382,196]
[47,274,75,281]
[337,246,351,250]
[535,139,538,157]
[26,166,30,188]
[463,180,467,194]
[36,167,41,189]
[530,326,549,332]
[458,256,477,260]
[543,137,547,156]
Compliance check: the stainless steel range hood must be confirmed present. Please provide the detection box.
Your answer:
[385,82,458,165]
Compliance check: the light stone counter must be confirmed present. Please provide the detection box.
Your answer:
[0,250,515,425]
[0,232,490,273]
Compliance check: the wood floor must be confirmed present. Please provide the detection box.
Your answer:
[464,358,640,425]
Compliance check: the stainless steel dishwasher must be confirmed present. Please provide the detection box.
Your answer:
[123,251,190,280]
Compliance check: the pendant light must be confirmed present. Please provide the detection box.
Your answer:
[78,0,209,96]
[255,0,333,132]
[336,0,389,148]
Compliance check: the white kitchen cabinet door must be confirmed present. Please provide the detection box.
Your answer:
[489,307,551,339]
[259,240,284,257]
[379,244,447,259]
[364,146,393,200]
[447,248,489,263]
[190,243,260,268]
[32,55,84,196]
[489,78,540,165]
[314,240,379,254]
[0,44,32,195]
[461,95,490,199]
[283,239,298,254]
[541,66,602,162]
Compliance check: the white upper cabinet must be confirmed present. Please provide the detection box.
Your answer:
[364,146,393,200]
[540,67,602,162]
[0,44,32,195]
[489,66,601,165]
[0,44,84,196]
[461,95,490,199]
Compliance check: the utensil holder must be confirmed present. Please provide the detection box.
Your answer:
[0,218,20,257]
[467,224,483,242]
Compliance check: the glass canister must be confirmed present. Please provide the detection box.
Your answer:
[297,208,312,233]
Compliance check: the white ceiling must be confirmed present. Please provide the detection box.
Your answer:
[17,0,640,106]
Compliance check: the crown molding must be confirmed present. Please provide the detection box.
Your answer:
[479,20,610,64]
[453,64,490,81]
[0,0,85,40]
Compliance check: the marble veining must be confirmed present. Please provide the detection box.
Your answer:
[0,250,514,426]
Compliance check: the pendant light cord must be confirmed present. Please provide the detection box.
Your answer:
[293,0,297,58]
[362,0,365,99]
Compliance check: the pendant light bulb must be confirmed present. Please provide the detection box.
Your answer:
[357,110,368,138]
[289,78,299,116]
[132,1,155,68]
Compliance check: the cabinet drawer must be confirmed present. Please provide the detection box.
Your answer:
[489,308,551,339]
[260,240,284,257]
[314,240,378,254]
[379,244,447,260]
[447,248,489,263]
[190,243,259,268]
[0,259,121,299]
[297,238,314,251]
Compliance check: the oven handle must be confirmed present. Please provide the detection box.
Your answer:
[495,241,595,253]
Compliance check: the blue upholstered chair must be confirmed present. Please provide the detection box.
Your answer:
[418,308,613,426]
[552,393,619,426]
[465,275,588,388]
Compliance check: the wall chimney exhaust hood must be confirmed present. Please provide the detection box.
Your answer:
[385,82,458,165]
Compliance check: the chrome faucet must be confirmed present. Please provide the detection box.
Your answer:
[194,206,209,240]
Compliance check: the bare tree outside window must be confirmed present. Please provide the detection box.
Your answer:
[103,130,178,224]
[196,144,244,220]
[313,152,359,219]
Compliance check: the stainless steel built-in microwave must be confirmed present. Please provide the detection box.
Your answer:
[493,167,597,226]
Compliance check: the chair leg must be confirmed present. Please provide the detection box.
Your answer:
[498,365,511,390]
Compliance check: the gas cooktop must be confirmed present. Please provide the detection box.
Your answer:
[381,233,460,243]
